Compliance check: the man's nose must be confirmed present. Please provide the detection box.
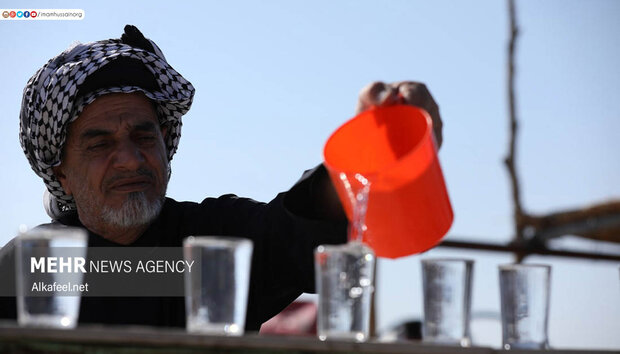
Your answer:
[112,140,145,170]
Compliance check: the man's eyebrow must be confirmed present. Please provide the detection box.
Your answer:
[132,121,158,132]
[79,121,158,142]
[80,129,111,143]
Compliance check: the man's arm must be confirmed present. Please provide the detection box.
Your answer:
[283,164,348,222]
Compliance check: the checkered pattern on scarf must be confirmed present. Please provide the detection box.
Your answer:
[19,37,195,212]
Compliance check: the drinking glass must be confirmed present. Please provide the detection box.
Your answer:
[499,264,551,350]
[16,226,87,328]
[421,258,473,346]
[314,241,375,342]
[183,236,253,336]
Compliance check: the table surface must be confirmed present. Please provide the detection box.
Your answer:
[0,323,615,354]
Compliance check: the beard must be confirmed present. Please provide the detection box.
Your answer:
[100,190,164,228]
[71,165,169,231]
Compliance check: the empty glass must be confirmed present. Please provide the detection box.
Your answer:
[15,226,87,328]
[183,236,253,336]
[421,258,473,346]
[314,241,375,342]
[499,264,551,350]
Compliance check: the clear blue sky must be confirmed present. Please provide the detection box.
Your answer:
[1,0,619,349]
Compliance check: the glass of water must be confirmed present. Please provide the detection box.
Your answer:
[314,241,375,342]
[499,264,551,350]
[183,236,253,336]
[421,258,473,346]
[15,226,87,329]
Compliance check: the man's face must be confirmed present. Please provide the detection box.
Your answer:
[54,92,169,232]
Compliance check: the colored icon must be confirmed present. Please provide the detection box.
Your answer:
[16,11,23,18]
[31,11,37,18]
[10,11,16,18]
[2,11,9,18]
[24,11,30,18]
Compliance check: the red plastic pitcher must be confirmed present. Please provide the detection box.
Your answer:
[323,105,453,258]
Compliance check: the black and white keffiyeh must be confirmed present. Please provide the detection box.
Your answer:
[19,25,195,216]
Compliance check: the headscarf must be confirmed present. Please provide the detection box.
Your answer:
[19,25,195,216]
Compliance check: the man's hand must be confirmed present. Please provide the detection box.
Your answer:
[356,81,443,149]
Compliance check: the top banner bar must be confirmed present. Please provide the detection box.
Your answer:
[1,9,85,21]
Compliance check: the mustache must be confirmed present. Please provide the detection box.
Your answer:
[104,168,156,187]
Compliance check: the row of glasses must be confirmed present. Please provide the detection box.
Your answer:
[313,256,552,349]
[14,227,551,350]
[421,259,551,350]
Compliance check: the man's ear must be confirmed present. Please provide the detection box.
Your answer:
[52,165,72,196]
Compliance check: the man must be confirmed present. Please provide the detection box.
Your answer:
[1,25,443,331]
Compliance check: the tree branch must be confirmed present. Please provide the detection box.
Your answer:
[505,0,526,258]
